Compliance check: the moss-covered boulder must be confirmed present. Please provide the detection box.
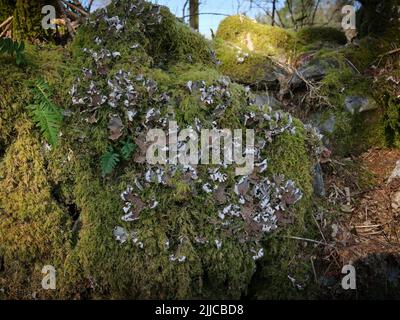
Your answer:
[214,38,286,88]
[216,15,293,58]
[0,119,70,299]
[294,27,347,53]
[0,0,320,299]
[214,16,292,88]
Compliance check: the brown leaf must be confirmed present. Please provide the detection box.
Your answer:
[90,93,103,106]
[87,111,98,124]
[214,185,227,205]
[276,211,294,226]
[133,133,149,163]
[125,192,145,218]
[108,114,124,141]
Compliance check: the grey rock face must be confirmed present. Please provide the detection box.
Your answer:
[289,57,339,89]
[254,94,282,110]
[344,96,378,114]
[313,162,325,197]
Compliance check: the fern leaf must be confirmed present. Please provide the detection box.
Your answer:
[120,140,136,160]
[29,102,62,146]
[101,147,120,176]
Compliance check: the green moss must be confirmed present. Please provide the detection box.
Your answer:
[293,26,347,54]
[0,0,319,299]
[296,27,346,45]
[249,121,318,299]
[0,44,65,154]
[214,38,280,86]
[12,0,58,41]
[308,45,387,156]
[0,119,71,299]
[216,15,293,58]
[0,0,15,21]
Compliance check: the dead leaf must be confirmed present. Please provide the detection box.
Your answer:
[108,114,124,141]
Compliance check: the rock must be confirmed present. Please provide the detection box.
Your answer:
[289,57,339,89]
[319,113,336,134]
[313,162,325,197]
[254,94,282,110]
[391,191,400,211]
[344,96,378,114]
[388,160,400,184]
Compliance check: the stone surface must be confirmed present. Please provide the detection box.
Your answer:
[388,160,400,184]
[254,94,282,110]
[313,162,326,197]
[344,96,378,114]
[289,57,340,89]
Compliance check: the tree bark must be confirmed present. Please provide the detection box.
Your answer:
[189,0,199,31]
[271,0,276,26]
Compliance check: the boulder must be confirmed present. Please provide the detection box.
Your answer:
[344,96,378,114]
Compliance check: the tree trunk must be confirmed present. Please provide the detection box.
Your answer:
[271,0,276,26]
[189,0,199,31]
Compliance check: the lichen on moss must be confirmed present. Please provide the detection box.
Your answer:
[0,0,320,300]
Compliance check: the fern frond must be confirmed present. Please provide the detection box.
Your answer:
[120,139,136,160]
[29,102,62,146]
[0,38,26,65]
[101,147,120,176]
[28,81,63,146]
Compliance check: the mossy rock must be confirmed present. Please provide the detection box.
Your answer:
[0,119,71,299]
[214,38,286,88]
[216,15,293,59]
[0,0,319,299]
[294,27,347,53]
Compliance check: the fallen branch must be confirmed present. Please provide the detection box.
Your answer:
[0,20,12,38]
[379,47,400,58]
[280,235,335,247]
[0,16,13,30]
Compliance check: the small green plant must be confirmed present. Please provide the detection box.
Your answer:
[0,38,26,65]
[120,139,136,160]
[28,81,63,146]
[100,146,120,177]
[101,140,136,176]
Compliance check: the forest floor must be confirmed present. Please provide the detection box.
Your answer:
[315,148,400,298]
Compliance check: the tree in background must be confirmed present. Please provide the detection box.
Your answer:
[249,0,355,29]
[189,0,199,31]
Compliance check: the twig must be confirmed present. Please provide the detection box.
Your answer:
[61,0,89,17]
[312,213,328,244]
[88,0,95,12]
[0,16,13,29]
[58,0,76,38]
[379,48,400,58]
[182,12,230,19]
[310,256,318,284]
[0,22,12,38]
[280,235,335,247]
